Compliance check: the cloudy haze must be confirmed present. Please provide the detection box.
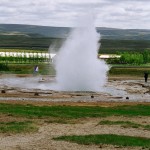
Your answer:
[0,0,150,29]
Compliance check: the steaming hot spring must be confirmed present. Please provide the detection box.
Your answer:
[0,14,149,102]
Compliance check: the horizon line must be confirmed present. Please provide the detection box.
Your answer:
[0,23,150,30]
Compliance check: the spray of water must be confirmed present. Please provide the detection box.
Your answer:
[0,14,109,93]
[54,14,109,91]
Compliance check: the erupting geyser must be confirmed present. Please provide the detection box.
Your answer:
[54,14,109,91]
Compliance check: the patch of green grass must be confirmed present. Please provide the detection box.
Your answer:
[109,66,150,76]
[0,104,150,119]
[54,134,150,148]
[144,125,150,131]
[45,118,75,124]
[99,120,140,129]
[0,121,38,133]
[98,120,150,131]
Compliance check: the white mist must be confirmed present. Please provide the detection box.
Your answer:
[55,14,109,91]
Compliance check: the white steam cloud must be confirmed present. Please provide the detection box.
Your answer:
[0,14,109,92]
[55,13,109,91]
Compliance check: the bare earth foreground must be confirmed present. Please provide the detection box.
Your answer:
[0,74,150,150]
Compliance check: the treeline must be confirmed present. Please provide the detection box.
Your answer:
[107,50,150,65]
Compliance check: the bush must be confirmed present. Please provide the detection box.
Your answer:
[0,63,9,71]
[108,50,150,65]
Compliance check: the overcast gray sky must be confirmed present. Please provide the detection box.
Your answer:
[0,0,150,29]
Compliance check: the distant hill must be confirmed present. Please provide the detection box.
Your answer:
[97,27,150,40]
[0,24,70,38]
[0,24,150,53]
[0,24,150,40]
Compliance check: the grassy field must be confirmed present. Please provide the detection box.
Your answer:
[0,63,56,75]
[0,104,150,119]
[0,63,149,76]
[0,103,150,133]
[109,66,150,77]
[0,103,150,148]
[0,35,63,51]
[100,39,150,54]
[1,35,150,54]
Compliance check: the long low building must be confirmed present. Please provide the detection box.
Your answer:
[0,51,120,60]
[99,54,120,59]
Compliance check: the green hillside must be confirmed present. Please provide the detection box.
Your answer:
[1,24,150,40]
[0,24,70,38]
[0,24,150,53]
[0,34,63,51]
[97,28,150,40]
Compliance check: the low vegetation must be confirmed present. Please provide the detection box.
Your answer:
[0,121,38,133]
[0,62,149,76]
[0,48,46,53]
[100,39,150,54]
[54,134,150,148]
[107,50,150,65]
[0,63,55,75]
[0,104,150,119]
[0,35,63,50]
[98,120,150,130]
[109,66,150,77]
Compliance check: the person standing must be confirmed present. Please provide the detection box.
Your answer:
[144,72,148,82]
[34,65,39,75]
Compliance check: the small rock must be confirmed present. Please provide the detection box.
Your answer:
[126,96,129,99]
[91,95,94,98]
[34,92,39,96]
[1,90,6,93]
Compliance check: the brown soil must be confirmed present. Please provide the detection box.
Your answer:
[0,99,150,107]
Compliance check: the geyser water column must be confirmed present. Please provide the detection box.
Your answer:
[55,14,109,91]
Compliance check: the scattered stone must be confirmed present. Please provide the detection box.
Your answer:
[91,95,94,98]
[114,96,123,99]
[1,90,6,93]
[76,94,82,96]
[126,96,129,100]
[34,92,39,96]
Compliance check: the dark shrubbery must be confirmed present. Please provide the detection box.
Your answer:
[107,50,150,65]
[0,63,9,71]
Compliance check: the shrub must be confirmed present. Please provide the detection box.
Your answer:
[0,63,9,71]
